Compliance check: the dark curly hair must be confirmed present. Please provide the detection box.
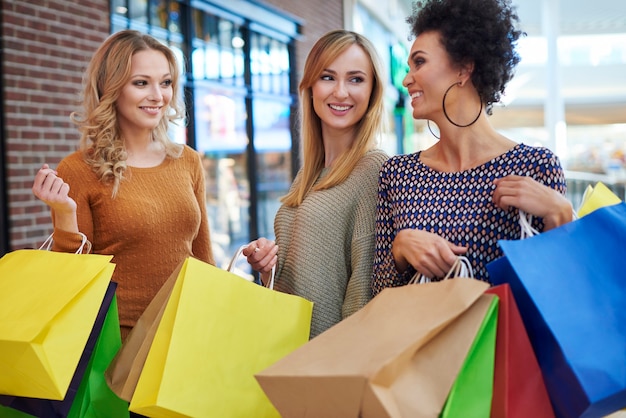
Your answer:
[407,0,525,115]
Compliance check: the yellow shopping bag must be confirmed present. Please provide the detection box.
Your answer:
[129,257,313,418]
[0,250,114,400]
[577,181,622,217]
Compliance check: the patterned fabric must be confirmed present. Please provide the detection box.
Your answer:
[274,149,388,339]
[371,143,566,294]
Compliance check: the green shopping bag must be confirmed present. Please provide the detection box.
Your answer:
[67,295,129,418]
[440,294,498,418]
[0,406,33,418]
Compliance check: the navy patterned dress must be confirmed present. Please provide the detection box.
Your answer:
[371,143,567,293]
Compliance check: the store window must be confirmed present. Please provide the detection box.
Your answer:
[112,0,180,31]
[194,84,251,264]
[191,10,245,86]
[250,32,290,94]
[191,10,294,269]
[252,97,292,239]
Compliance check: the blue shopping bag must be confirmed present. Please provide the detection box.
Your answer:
[487,202,626,418]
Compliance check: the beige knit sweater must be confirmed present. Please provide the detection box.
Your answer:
[51,146,214,338]
[273,149,388,338]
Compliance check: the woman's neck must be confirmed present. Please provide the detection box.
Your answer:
[124,134,166,168]
[322,126,356,168]
[422,119,516,172]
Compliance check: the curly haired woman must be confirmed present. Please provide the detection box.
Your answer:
[372,0,573,293]
[32,30,215,339]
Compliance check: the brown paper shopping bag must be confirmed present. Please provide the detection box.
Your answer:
[105,261,182,401]
[256,278,493,418]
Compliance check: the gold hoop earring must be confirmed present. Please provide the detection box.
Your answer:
[442,82,482,128]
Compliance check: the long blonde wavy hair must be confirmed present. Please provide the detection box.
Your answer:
[281,29,385,207]
[71,30,185,197]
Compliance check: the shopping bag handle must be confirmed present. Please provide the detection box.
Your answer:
[227,244,276,289]
[409,255,474,284]
[519,208,578,240]
[518,210,540,239]
[39,232,92,254]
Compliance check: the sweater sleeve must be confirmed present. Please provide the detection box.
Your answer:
[343,233,374,318]
[342,151,387,318]
[188,147,215,265]
[52,153,95,253]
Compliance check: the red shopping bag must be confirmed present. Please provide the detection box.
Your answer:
[486,284,554,417]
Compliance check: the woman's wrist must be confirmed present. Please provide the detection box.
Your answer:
[53,217,79,234]
[260,271,272,286]
[543,202,574,230]
[391,236,409,274]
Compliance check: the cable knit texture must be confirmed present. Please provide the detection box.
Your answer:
[273,149,388,338]
[51,145,214,336]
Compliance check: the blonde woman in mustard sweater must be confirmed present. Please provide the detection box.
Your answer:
[32,30,215,340]
[243,30,388,339]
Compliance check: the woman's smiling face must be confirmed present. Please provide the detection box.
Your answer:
[403,30,459,120]
[116,49,173,137]
[311,44,373,135]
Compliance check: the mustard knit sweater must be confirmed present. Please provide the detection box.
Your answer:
[274,149,388,338]
[52,146,214,336]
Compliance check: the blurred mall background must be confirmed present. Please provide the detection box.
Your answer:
[1,0,625,266]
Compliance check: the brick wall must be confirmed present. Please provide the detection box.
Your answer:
[265,0,344,82]
[2,0,342,251]
[2,0,109,250]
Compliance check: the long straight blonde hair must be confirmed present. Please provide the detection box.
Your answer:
[71,30,185,197]
[281,29,385,207]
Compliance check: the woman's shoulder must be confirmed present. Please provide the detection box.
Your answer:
[55,151,102,190]
[492,143,565,185]
[57,150,90,173]
[366,148,390,161]
[380,151,422,170]
[508,143,558,160]
[179,144,200,158]
[172,144,203,166]
[59,149,85,163]
[502,143,562,169]
[355,148,389,173]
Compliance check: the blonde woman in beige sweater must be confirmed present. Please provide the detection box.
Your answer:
[32,30,215,340]
[243,30,388,339]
